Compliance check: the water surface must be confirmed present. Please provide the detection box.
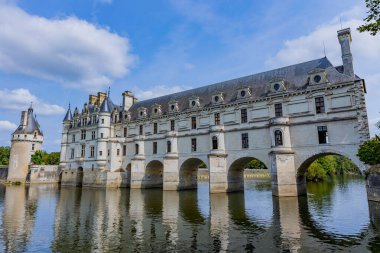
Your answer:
[0,177,379,252]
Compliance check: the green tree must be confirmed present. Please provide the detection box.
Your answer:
[31,150,61,165]
[44,152,60,165]
[306,162,327,182]
[246,159,267,169]
[31,150,45,165]
[0,146,11,166]
[357,138,380,165]
[358,0,380,35]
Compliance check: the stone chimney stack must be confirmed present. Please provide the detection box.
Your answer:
[20,111,28,127]
[122,91,137,111]
[337,28,354,77]
[89,95,97,105]
[97,92,107,106]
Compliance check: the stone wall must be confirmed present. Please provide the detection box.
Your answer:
[29,165,59,184]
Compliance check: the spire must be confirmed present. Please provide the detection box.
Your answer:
[99,95,115,113]
[63,103,73,122]
[107,86,110,97]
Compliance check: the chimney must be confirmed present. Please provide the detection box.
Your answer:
[122,91,136,111]
[337,28,354,77]
[97,92,107,106]
[89,95,97,105]
[20,111,28,127]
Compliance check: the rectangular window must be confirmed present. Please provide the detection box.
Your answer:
[117,149,120,156]
[101,118,104,124]
[214,113,220,125]
[167,141,171,153]
[242,133,249,149]
[153,142,157,154]
[99,150,103,156]
[124,127,127,137]
[275,103,283,117]
[191,138,197,152]
[170,120,175,131]
[72,134,76,143]
[100,133,104,138]
[191,117,197,129]
[315,97,325,114]
[139,125,143,135]
[241,109,247,123]
[153,122,158,134]
[70,149,75,159]
[81,130,86,140]
[31,144,35,151]
[90,146,95,158]
[123,145,126,156]
[108,149,110,156]
[318,126,328,144]
[91,131,96,140]
[81,145,85,158]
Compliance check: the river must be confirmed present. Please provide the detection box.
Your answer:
[0,176,378,252]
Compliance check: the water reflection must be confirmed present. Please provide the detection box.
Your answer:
[0,178,377,252]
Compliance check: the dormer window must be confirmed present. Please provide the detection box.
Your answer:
[308,69,327,85]
[269,79,286,93]
[168,100,179,113]
[189,96,200,108]
[151,104,162,117]
[212,92,224,104]
[137,107,147,119]
[238,88,251,99]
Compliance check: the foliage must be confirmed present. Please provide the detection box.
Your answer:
[306,155,360,181]
[358,0,380,35]
[357,138,380,165]
[246,159,267,169]
[31,150,61,165]
[0,146,11,166]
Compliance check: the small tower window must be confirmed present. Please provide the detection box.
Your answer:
[274,103,283,117]
[32,144,35,151]
[315,96,325,114]
[274,130,283,146]
[167,141,171,153]
[318,126,328,144]
[214,113,220,125]
[241,108,247,123]
[212,136,218,150]
[135,144,139,155]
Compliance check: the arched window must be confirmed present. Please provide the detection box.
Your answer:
[212,136,218,150]
[167,141,171,153]
[135,144,139,155]
[274,130,283,146]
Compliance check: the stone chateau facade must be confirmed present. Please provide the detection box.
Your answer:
[60,28,369,196]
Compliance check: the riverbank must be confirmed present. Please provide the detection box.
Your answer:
[197,168,271,181]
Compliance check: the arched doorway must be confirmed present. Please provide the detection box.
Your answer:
[179,158,208,190]
[228,157,268,192]
[77,167,84,187]
[144,160,163,188]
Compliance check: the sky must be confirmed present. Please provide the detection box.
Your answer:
[0,0,379,152]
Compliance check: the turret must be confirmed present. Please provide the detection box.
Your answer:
[60,104,72,167]
[97,94,114,170]
[7,105,43,183]
[337,28,354,77]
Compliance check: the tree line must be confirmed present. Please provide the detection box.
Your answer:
[0,146,60,166]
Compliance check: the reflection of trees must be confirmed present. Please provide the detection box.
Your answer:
[306,179,335,210]
[298,196,368,246]
[143,189,162,217]
[367,201,380,252]
[179,191,205,225]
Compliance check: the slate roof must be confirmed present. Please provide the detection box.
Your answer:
[63,106,73,121]
[13,107,43,135]
[127,57,358,120]
[99,96,116,113]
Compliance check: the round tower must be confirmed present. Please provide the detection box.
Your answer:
[7,105,43,183]
[59,104,72,171]
[96,95,112,171]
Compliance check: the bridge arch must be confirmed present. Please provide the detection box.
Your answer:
[179,157,208,190]
[227,156,269,192]
[296,149,365,177]
[145,160,164,188]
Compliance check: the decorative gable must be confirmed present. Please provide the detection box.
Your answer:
[168,100,179,113]
[308,68,328,85]
[189,95,200,108]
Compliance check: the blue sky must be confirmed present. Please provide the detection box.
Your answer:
[0,0,379,151]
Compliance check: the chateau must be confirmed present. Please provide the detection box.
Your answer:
[59,28,369,196]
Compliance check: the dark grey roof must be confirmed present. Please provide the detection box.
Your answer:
[13,107,43,135]
[99,97,116,113]
[63,106,73,121]
[127,57,358,120]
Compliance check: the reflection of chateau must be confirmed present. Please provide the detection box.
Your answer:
[60,28,369,196]
[8,106,43,182]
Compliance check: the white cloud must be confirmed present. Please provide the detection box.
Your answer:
[266,6,380,137]
[0,88,65,115]
[0,120,17,131]
[0,3,135,92]
[134,85,188,101]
